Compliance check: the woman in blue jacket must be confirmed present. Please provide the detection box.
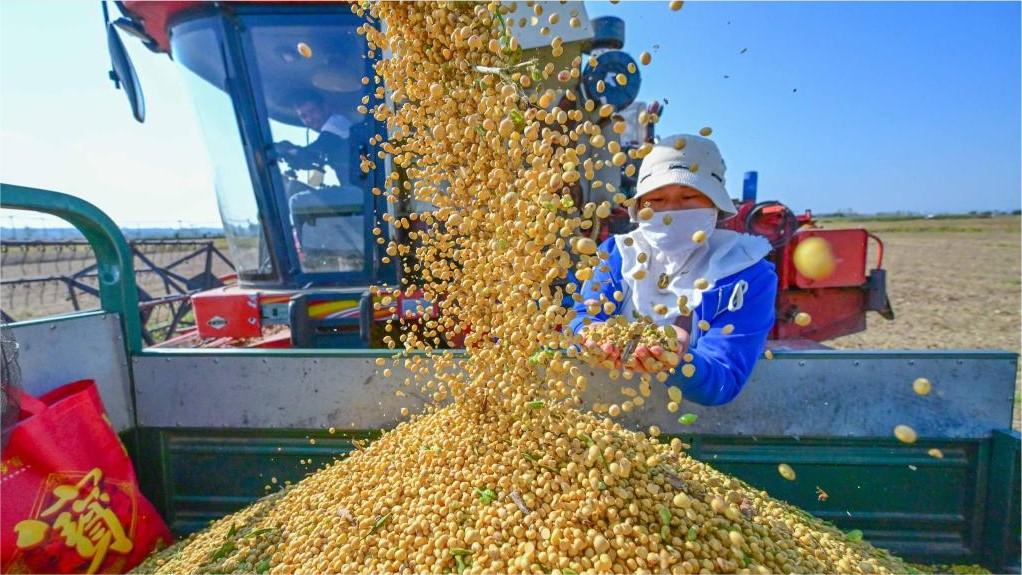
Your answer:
[569,134,777,406]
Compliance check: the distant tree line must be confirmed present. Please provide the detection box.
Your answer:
[816,209,1020,221]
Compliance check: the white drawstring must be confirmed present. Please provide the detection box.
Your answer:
[728,280,748,312]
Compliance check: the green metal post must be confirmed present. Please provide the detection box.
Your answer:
[1,183,142,352]
[982,429,1021,572]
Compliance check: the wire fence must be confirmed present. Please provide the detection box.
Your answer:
[1,239,234,345]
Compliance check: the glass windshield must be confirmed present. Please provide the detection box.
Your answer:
[244,14,374,274]
[172,20,274,280]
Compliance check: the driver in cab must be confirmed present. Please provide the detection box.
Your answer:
[275,90,351,184]
[275,91,364,273]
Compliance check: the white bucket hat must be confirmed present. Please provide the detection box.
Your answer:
[631,134,736,218]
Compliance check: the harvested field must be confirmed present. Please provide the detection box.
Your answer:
[0,238,233,321]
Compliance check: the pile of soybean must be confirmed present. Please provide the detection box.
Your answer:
[137,402,906,575]
[135,2,910,573]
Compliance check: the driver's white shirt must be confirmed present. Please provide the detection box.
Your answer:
[321,114,351,138]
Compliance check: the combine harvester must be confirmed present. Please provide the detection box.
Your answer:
[2,1,1017,571]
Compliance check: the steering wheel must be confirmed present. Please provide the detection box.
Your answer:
[744,201,798,248]
[275,141,326,172]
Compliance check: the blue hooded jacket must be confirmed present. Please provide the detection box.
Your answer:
[568,236,777,406]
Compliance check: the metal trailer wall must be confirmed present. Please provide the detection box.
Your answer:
[132,349,1015,438]
[9,312,134,432]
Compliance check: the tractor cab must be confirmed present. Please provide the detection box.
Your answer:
[111,1,635,348]
[113,3,397,347]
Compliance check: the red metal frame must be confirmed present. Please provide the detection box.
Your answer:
[780,229,868,290]
[120,2,203,53]
[120,1,353,55]
[720,199,885,342]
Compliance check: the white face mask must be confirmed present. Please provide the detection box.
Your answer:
[634,207,718,256]
[617,206,771,325]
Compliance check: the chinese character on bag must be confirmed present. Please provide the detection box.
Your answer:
[14,468,134,574]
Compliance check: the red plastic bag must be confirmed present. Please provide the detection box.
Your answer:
[1,380,170,574]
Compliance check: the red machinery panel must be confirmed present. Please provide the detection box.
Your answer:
[191,287,262,339]
[774,287,867,341]
[782,229,868,289]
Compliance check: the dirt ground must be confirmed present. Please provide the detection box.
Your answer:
[823,216,1021,427]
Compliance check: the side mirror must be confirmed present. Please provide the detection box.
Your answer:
[107,22,145,123]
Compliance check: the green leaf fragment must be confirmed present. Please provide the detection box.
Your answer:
[243,527,275,539]
[226,523,238,539]
[846,529,864,542]
[526,400,545,410]
[451,548,473,556]
[510,109,525,128]
[658,505,671,525]
[562,569,578,575]
[455,555,467,574]
[686,526,699,542]
[527,349,555,365]
[678,413,699,425]
[369,512,391,535]
[475,487,497,505]
[210,541,236,562]
[255,560,271,574]
[577,433,594,447]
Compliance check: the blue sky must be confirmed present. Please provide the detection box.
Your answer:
[1,1,1019,227]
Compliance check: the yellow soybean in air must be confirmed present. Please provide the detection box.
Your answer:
[668,386,682,403]
[793,237,837,280]
[913,377,932,396]
[576,237,598,255]
[894,424,918,444]
[778,463,797,481]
